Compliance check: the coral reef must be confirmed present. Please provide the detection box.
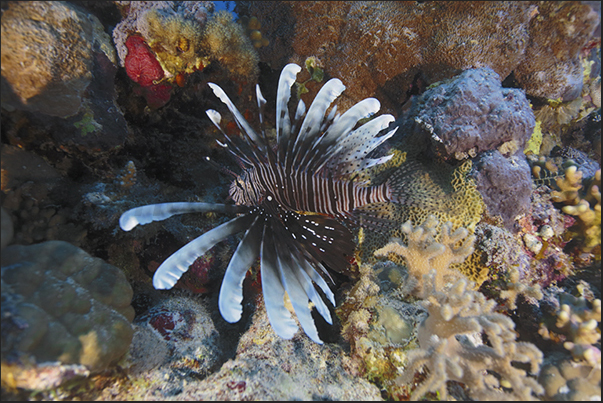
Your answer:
[112,1,259,104]
[1,207,13,250]
[374,215,477,293]
[552,166,601,252]
[203,10,259,79]
[0,1,600,400]
[128,294,223,378]
[1,1,128,153]
[357,158,486,287]
[471,150,534,231]
[247,1,599,112]
[1,145,87,247]
[1,241,134,388]
[400,270,544,400]
[1,1,116,118]
[396,68,536,161]
[514,1,600,101]
[87,292,383,401]
[538,289,601,400]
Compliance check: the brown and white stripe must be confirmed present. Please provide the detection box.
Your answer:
[231,163,391,217]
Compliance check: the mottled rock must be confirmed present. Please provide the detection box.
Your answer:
[514,1,600,101]
[1,207,13,250]
[106,293,382,400]
[1,1,116,117]
[472,150,533,231]
[1,1,128,153]
[396,67,535,161]
[1,241,134,387]
[127,294,222,377]
[247,1,599,112]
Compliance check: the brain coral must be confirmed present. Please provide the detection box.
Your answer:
[1,241,134,374]
[245,1,599,112]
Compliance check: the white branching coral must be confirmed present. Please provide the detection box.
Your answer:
[374,215,476,293]
[400,270,544,400]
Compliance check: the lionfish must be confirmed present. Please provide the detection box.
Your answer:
[120,63,403,343]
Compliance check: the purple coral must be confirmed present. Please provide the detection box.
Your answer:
[472,150,533,231]
[397,67,535,160]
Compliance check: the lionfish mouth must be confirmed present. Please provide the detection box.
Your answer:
[120,63,398,343]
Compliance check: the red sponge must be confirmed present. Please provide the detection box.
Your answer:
[124,35,164,87]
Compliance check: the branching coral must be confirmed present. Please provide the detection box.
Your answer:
[399,270,544,400]
[374,215,477,293]
[538,291,601,400]
[540,292,601,366]
[552,167,601,252]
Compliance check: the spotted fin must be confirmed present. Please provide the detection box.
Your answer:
[281,211,355,274]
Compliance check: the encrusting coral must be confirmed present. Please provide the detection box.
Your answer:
[357,158,486,286]
[400,270,545,400]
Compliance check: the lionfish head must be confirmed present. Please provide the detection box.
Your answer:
[120,63,397,343]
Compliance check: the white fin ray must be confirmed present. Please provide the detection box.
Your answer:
[120,202,247,231]
[317,115,396,175]
[256,84,267,125]
[277,250,323,344]
[153,214,255,289]
[276,64,302,161]
[219,215,262,323]
[292,253,333,325]
[291,78,345,166]
[305,98,380,170]
[291,99,306,134]
[260,224,298,340]
[208,82,264,151]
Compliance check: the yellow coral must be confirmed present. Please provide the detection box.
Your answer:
[202,11,259,80]
[358,158,485,284]
[553,168,601,252]
[142,9,205,79]
[524,120,543,155]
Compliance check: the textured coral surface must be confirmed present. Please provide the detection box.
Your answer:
[1,241,134,379]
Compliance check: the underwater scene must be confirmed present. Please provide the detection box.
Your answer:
[1,1,601,400]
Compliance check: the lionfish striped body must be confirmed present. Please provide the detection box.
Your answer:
[120,64,398,343]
